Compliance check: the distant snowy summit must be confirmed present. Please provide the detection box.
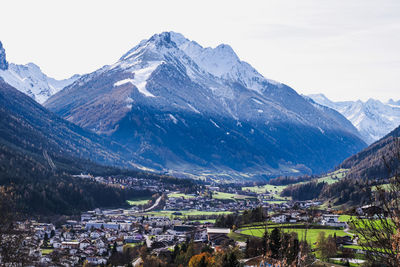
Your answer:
[0,41,79,103]
[307,94,400,144]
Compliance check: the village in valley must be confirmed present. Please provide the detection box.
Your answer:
[13,172,373,266]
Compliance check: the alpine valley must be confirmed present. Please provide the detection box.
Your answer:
[2,2,400,264]
[40,32,366,180]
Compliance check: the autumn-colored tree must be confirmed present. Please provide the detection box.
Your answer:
[214,246,243,267]
[188,252,215,267]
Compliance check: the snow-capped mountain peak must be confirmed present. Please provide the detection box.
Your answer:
[387,98,400,106]
[117,32,280,95]
[0,41,80,103]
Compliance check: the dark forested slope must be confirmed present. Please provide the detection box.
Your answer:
[0,79,156,215]
[340,125,400,179]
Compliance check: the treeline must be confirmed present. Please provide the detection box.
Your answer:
[106,240,242,267]
[3,173,152,216]
[280,178,374,206]
[320,178,373,206]
[281,181,326,201]
[215,207,266,228]
[0,143,166,216]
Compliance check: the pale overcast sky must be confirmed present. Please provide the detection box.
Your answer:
[1,0,399,101]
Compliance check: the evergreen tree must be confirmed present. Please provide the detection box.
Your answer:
[269,227,281,259]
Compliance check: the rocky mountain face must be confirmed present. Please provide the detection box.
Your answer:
[0,42,79,103]
[308,94,400,144]
[45,32,366,180]
[0,79,143,171]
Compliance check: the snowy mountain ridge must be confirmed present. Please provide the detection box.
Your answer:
[0,42,80,103]
[83,31,356,133]
[118,32,279,97]
[308,93,400,144]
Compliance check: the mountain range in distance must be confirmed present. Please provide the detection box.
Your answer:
[1,32,397,181]
[0,41,79,104]
[307,94,400,145]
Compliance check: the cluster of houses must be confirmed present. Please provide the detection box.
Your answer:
[165,194,260,213]
[270,210,347,228]
[11,206,234,266]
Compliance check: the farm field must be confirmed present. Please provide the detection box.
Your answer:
[145,209,233,218]
[125,242,143,247]
[242,184,290,201]
[126,197,151,206]
[212,191,254,200]
[239,227,351,247]
[316,169,348,184]
[193,219,216,224]
[41,249,53,255]
[167,193,196,199]
[242,184,287,195]
[338,215,354,222]
[242,169,348,198]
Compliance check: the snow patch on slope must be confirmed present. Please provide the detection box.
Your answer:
[114,61,162,97]
[210,119,220,128]
[187,103,201,114]
[168,114,178,124]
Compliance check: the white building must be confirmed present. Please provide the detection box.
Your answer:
[155,234,174,242]
[85,221,120,230]
[271,214,287,224]
[321,214,346,227]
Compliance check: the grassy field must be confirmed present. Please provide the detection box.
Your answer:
[146,209,232,218]
[212,191,254,200]
[127,197,151,206]
[242,184,289,201]
[242,184,287,195]
[192,219,216,224]
[240,227,351,247]
[316,169,348,184]
[167,193,196,199]
[125,242,143,247]
[41,249,53,255]
[339,215,393,231]
[243,169,348,197]
[338,215,354,222]
[371,183,391,191]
